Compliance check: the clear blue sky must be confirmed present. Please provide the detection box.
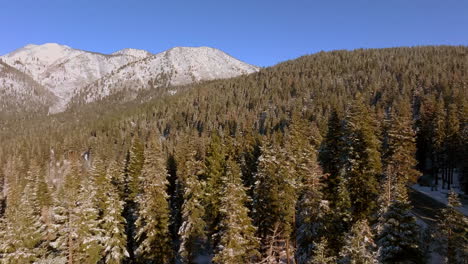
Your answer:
[1,0,467,66]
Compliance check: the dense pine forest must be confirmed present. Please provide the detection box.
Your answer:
[0,46,467,263]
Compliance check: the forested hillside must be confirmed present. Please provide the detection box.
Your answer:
[0,46,467,263]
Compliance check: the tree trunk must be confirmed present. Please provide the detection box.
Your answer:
[442,165,446,189]
[447,166,451,190]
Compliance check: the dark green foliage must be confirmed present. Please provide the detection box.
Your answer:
[212,158,259,264]
[311,237,336,264]
[204,133,227,244]
[435,191,468,263]
[178,147,206,263]
[339,219,377,264]
[126,137,145,202]
[135,137,173,263]
[342,96,382,220]
[253,139,297,240]
[383,100,421,185]
[320,109,346,204]
[377,186,423,263]
[0,46,467,262]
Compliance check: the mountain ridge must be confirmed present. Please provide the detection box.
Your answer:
[0,43,259,113]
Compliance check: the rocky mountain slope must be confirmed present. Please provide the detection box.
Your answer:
[0,60,56,114]
[0,43,259,113]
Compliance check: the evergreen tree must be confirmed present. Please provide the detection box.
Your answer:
[342,97,381,220]
[294,129,328,264]
[0,172,44,263]
[123,136,145,261]
[339,219,377,264]
[212,158,259,264]
[135,137,173,263]
[377,101,421,237]
[445,103,461,189]
[383,100,420,186]
[204,133,227,244]
[238,131,262,210]
[178,149,206,263]
[310,237,336,264]
[320,109,346,205]
[50,159,82,263]
[253,140,297,240]
[101,161,129,264]
[435,190,468,263]
[74,176,103,264]
[34,162,54,247]
[126,136,145,202]
[377,184,423,263]
[90,157,107,216]
[51,159,103,264]
[253,138,297,263]
[326,172,353,255]
[432,97,446,187]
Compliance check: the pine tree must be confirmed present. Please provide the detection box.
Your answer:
[135,137,173,263]
[310,237,336,264]
[74,176,103,264]
[126,136,145,202]
[34,162,54,246]
[377,184,423,263]
[204,133,227,245]
[108,159,127,201]
[377,100,421,237]
[342,97,381,220]
[294,126,328,264]
[50,159,82,263]
[445,103,461,189]
[123,136,145,261]
[253,140,297,240]
[178,149,206,263]
[101,161,129,264]
[432,97,446,188]
[51,159,103,264]
[339,219,377,264]
[326,172,352,255]
[383,100,421,186]
[319,110,346,205]
[90,157,107,216]
[435,190,468,263]
[253,138,297,263]
[212,158,259,264]
[0,171,44,263]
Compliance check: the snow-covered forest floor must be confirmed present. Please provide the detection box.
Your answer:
[412,172,468,216]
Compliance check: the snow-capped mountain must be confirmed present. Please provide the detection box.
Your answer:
[1,43,152,112]
[112,48,152,59]
[0,60,56,113]
[78,46,260,103]
[0,43,259,113]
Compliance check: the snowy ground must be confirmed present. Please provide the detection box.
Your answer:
[412,172,468,216]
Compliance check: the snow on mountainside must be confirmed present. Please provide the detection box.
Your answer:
[112,48,153,59]
[1,43,152,113]
[0,60,57,113]
[0,43,259,113]
[78,46,259,104]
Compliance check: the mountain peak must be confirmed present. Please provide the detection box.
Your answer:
[13,42,72,53]
[3,42,77,64]
[0,43,259,113]
[112,48,152,59]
